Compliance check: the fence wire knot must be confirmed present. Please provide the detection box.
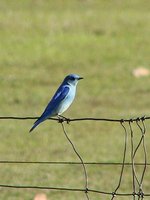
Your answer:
[132,192,136,197]
[112,192,116,198]
[138,189,144,198]
[136,117,140,122]
[141,115,146,121]
[85,187,89,193]
[129,118,134,123]
[120,119,124,123]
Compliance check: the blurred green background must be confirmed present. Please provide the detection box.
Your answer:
[0,0,150,199]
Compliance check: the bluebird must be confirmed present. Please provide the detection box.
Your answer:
[29,74,83,132]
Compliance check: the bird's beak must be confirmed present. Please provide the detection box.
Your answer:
[78,77,84,80]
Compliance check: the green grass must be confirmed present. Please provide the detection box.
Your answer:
[0,0,150,199]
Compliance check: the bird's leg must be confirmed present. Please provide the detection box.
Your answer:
[57,115,64,123]
[58,115,70,124]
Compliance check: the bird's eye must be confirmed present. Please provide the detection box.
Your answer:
[70,77,75,81]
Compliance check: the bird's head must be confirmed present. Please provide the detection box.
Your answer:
[64,74,83,86]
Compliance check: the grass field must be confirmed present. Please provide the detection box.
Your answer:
[0,0,150,199]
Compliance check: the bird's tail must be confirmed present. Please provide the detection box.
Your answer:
[29,117,44,133]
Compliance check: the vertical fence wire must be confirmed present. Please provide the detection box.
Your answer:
[136,120,147,200]
[61,122,89,200]
[111,121,128,200]
[129,121,136,200]
[128,118,147,200]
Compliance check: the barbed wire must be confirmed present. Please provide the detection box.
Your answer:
[0,115,149,199]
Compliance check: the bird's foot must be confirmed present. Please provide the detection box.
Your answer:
[58,115,70,124]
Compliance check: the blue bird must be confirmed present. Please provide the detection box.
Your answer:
[29,74,83,132]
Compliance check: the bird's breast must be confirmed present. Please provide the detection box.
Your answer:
[57,87,76,114]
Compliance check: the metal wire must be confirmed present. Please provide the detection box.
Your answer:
[61,122,89,200]
[111,122,128,200]
[136,120,147,200]
[0,161,149,165]
[0,184,150,197]
[0,115,149,122]
[129,121,136,200]
[0,115,149,199]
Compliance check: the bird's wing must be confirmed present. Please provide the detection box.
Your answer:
[29,85,70,132]
[41,85,70,116]
[51,85,70,106]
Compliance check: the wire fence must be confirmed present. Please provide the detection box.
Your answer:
[0,115,150,199]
